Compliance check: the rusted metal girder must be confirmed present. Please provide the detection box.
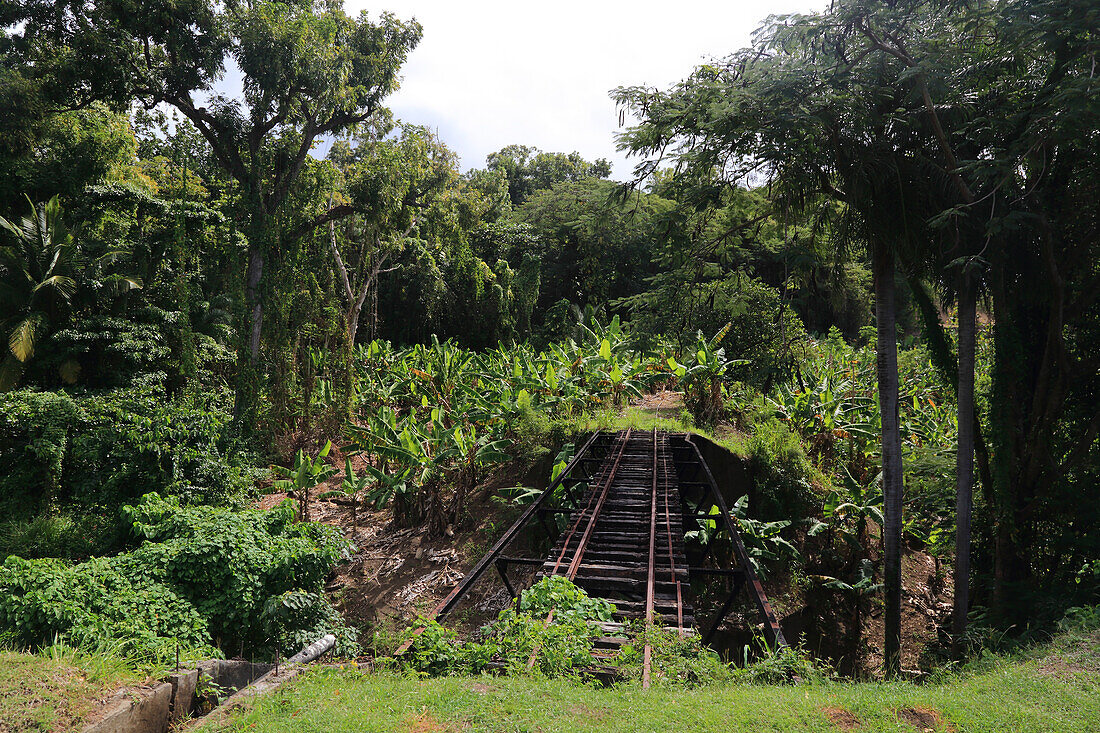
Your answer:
[683,435,788,650]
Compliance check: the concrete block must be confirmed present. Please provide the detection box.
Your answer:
[83,682,172,733]
[167,669,199,722]
[197,659,274,696]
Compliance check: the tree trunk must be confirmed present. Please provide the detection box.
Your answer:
[246,246,264,361]
[348,304,362,349]
[234,211,271,423]
[874,243,904,678]
[952,276,976,653]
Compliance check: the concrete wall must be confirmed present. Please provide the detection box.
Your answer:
[83,660,275,733]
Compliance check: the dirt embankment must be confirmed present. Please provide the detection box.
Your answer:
[259,445,546,644]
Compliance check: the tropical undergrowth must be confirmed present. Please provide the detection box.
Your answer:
[0,384,263,560]
[341,318,783,539]
[344,318,672,534]
[0,494,356,664]
[397,576,813,686]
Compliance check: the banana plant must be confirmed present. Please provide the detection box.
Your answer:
[442,424,512,529]
[272,441,336,522]
[318,457,371,530]
[667,323,747,426]
[685,496,800,579]
[809,467,885,552]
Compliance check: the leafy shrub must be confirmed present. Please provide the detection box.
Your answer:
[617,621,732,686]
[400,576,614,678]
[631,274,807,390]
[731,642,829,684]
[514,574,615,622]
[0,494,356,663]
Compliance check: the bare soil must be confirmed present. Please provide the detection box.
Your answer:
[633,389,684,416]
[259,447,541,645]
[1033,627,1100,679]
[864,549,953,675]
[822,706,862,730]
[895,706,954,732]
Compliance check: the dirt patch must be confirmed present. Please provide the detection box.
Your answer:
[1033,627,1100,679]
[1034,657,1096,680]
[634,389,683,414]
[863,551,952,675]
[257,450,541,649]
[822,706,861,730]
[895,706,953,731]
[566,704,606,720]
[405,710,456,732]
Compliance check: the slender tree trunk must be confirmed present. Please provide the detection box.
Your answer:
[874,243,904,678]
[907,275,995,502]
[952,276,976,653]
[348,304,362,348]
[233,243,265,423]
[246,246,264,361]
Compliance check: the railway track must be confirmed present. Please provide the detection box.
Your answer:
[533,429,690,685]
[396,429,786,678]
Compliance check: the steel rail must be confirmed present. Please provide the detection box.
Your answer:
[528,428,634,670]
[564,428,632,579]
[642,427,658,689]
[659,434,685,636]
[395,430,602,656]
[548,431,625,574]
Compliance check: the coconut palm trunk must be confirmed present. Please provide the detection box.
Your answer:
[953,275,976,652]
[874,243,905,678]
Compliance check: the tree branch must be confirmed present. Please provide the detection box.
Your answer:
[329,216,355,304]
[286,202,358,244]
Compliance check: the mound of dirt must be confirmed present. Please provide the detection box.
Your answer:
[895,706,954,731]
[822,706,862,730]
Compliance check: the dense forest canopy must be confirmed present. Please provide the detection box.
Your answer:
[0,0,1096,682]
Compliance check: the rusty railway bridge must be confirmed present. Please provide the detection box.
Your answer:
[400,429,787,686]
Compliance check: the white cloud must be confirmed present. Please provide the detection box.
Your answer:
[349,0,827,179]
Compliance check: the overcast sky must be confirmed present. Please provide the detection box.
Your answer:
[345,0,827,180]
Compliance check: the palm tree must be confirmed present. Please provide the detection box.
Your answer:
[0,195,76,388]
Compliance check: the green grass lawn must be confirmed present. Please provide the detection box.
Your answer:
[0,647,138,732]
[196,631,1100,733]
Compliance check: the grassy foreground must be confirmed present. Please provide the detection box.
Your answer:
[0,647,138,731]
[197,635,1099,733]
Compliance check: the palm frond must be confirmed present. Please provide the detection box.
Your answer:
[8,316,41,362]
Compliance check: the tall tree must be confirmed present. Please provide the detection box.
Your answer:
[614,1,966,676]
[326,125,456,346]
[5,0,422,419]
[849,0,1099,628]
[486,144,612,205]
[619,0,1100,652]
